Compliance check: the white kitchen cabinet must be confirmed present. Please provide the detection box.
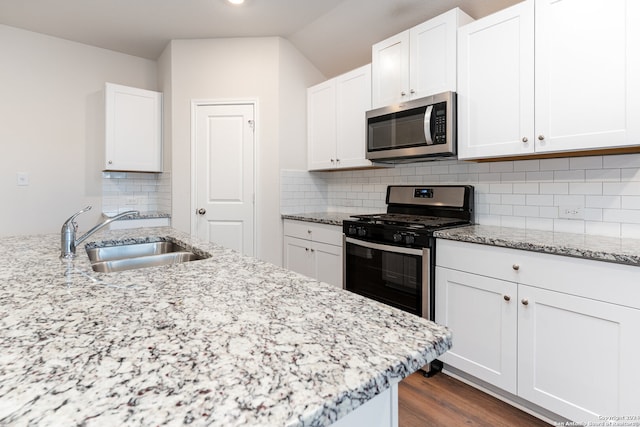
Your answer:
[371,8,473,109]
[105,83,162,172]
[458,0,640,160]
[457,1,535,159]
[283,220,343,288]
[307,64,372,171]
[436,238,640,422]
[435,267,518,394]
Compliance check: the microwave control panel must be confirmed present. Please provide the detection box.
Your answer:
[432,102,447,144]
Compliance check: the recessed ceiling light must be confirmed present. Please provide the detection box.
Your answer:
[227,0,244,4]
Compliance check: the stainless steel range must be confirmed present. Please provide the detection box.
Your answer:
[343,185,474,321]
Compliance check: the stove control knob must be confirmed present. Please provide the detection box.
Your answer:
[357,227,367,237]
[405,234,415,245]
[348,225,357,235]
[393,232,403,243]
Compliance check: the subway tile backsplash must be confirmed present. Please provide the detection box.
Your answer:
[102,171,171,215]
[281,153,640,239]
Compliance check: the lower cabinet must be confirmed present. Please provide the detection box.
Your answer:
[283,220,343,288]
[436,239,640,422]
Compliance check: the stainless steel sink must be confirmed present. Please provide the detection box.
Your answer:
[85,240,208,272]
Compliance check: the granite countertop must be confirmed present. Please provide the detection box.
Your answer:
[435,225,640,267]
[282,213,358,227]
[0,227,451,426]
[284,213,640,267]
[102,211,171,220]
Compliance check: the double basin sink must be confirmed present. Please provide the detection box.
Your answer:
[86,239,209,272]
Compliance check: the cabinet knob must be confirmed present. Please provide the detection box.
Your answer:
[307,229,312,234]
[305,247,309,252]
[401,91,407,96]
[410,89,415,94]
[336,158,340,163]
[197,208,207,215]
[504,295,511,302]
[521,298,529,306]
[522,137,528,143]
[512,264,520,271]
[538,135,545,141]
[310,248,315,253]
[330,158,335,163]
[108,160,113,165]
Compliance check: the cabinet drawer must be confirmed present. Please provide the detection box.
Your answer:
[436,239,640,309]
[283,220,342,246]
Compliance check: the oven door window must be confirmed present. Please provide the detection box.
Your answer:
[345,240,423,315]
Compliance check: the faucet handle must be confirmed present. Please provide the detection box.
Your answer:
[62,206,92,228]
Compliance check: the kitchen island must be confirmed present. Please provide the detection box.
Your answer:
[0,227,451,426]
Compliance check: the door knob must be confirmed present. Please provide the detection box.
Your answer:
[197,208,206,215]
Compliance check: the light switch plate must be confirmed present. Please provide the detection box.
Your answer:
[16,172,29,186]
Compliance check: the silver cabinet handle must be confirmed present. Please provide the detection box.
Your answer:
[522,137,528,143]
[197,208,206,215]
[538,135,545,141]
[521,298,529,306]
[423,105,434,146]
[504,295,511,302]
[401,91,407,96]
[512,264,520,271]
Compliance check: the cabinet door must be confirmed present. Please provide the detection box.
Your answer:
[307,80,337,170]
[457,1,535,160]
[283,236,314,279]
[105,83,162,172]
[313,241,343,289]
[409,9,470,99]
[371,31,410,108]
[436,267,518,394]
[336,64,372,169]
[534,0,639,153]
[518,285,640,421]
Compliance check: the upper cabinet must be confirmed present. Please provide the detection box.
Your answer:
[308,64,373,171]
[371,8,473,109]
[458,0,640,160]
[105,83,163,172]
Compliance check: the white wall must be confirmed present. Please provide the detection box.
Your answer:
[163,37,322,266]
[0,25,157,236]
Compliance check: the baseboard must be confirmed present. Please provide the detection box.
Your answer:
[442,365,568,425]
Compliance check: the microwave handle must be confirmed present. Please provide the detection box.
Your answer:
[423,105,434,145]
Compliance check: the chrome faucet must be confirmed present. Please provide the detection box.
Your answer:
[60,206,139,259]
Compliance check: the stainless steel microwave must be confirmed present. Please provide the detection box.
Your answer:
[366,91,456,162]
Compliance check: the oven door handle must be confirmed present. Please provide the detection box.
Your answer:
[345,237,424,256]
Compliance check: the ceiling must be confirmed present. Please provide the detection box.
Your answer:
[0,0,521,78]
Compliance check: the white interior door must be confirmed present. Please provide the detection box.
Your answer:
[194,103,255,256]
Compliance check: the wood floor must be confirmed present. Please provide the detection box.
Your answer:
[398,371,551,427]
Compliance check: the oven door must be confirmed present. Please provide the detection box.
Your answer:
[344,237,430,319]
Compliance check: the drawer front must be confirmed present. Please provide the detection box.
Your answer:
[436,238,640,309]
[436,239,521,282]
[283,219,343,246]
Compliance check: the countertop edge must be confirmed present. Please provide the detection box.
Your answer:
[434,225,640,267]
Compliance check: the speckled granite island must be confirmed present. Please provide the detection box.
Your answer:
[0,227,451,426]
